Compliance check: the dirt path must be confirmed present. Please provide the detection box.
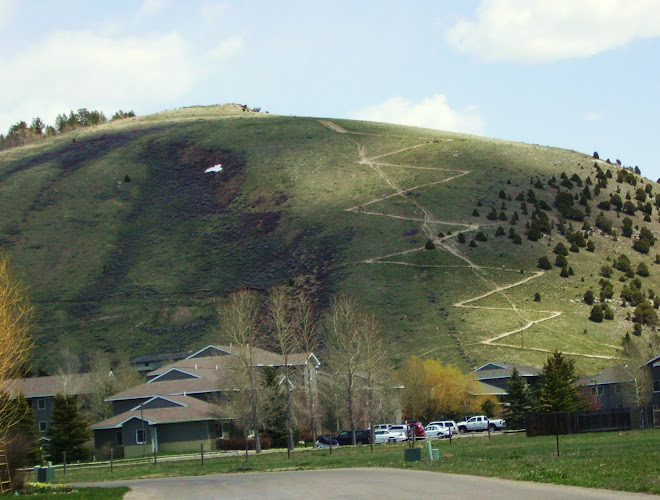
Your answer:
[320,120,617,360]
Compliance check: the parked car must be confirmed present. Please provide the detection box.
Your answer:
[373,430,408,444]
[406,421,426,440]
[335,429,372,445]
[315,434,339,448]
[387,425,409,441]
[424,424,450,439]
[456,415,506,433]
[428,420,459,435]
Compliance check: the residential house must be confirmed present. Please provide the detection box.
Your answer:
[0,373,93,434]
[578,366,631,410]
[472,362,541,399]
[646,354,660,407]
[129,351,193,376]
[92,345,320,458]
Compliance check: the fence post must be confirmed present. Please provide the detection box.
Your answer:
[110,449,113,474]
[201,443,204,466]
[554,414,560,456]
[153,449,157,468]
[63,452,66,476]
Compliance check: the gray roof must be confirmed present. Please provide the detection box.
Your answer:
[474,362,541,381]
[130,351,192,364]
[1,373,94,398]
[92,395,218,429]
[578,365,632,386]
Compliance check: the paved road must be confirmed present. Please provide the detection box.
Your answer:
[80,468,657,500]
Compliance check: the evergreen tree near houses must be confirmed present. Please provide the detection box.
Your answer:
[537,351,588,412]
[503,368,538,430]
[47,394,91,463]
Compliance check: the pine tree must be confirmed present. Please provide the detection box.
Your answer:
[537,351,588,412]
[47,394,91,463]
[504,368,538,429]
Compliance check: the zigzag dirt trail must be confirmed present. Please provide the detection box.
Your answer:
[321,120,617,360]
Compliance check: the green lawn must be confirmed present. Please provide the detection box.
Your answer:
[56,430,660,494]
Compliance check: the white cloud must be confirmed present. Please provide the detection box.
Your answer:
[0,30,242,132]
[584,111,604,122]
[350,95,485,135]
[447,0,660,63]
[0,0,17,31]
[139,0,168,17]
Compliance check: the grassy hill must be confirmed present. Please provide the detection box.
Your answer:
[1,104,658,373]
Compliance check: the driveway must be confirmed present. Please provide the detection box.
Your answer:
[81,468,657,499]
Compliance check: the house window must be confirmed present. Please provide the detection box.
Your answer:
[591,386,604,396]
[37,399,46,410]
[39,421,47,433]
[116,430,123,447]
[654,380,660,393]
[136,429,146,444]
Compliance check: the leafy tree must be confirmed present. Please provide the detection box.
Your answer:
[586,240,595,252]
[475,231,487,242]
[537,351,588,412]
[602,303,615,320]
[555,254,568,268]
[503,368,537,429]
[495,226,505,237]
[0,254,33,439]
[560,266,569,278]
[47,394,91,463]
[589,304,604,322]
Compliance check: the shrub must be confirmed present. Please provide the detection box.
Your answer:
[425,239,436,250]
[560,266,569,278]
[475,231,487,242]
[634,302,658,325]
[600,265,613,277]
[534,292,541,302]
[603,303,615,320]
[633,238,650,254]
[458,233,465,243]
[570,243,579,253]
[586,241,595,252]
[469,240,477,248]
[472,209,480,217]
[583,290,595,305]
[637,262,650,277]
[495,226,505,237]
[589,304,604,322]
[555,254,568,268]
[537,256,552,270]
[553,243,568,256]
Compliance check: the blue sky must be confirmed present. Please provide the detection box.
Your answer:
[1,0,659,179]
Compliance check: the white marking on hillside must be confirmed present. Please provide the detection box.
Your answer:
[205,164,223,173]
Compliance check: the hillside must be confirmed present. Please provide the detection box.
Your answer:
[1,104,658,373]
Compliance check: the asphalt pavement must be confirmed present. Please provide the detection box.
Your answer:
[80,467,658,500]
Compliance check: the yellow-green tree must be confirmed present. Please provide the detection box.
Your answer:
[397,356,482,421]
[0,254,33,441]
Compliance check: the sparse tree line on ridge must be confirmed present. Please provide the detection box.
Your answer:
[0,108,136,150]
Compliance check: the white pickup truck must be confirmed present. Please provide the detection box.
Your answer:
[456,415,505,433]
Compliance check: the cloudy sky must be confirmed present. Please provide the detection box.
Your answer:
[1,0,659,179]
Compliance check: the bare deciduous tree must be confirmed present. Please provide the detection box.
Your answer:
[0,254,33,442]
[296,292,321,443]
[268,285,297,456]
[324,295,387,446]
[217,289,263,453]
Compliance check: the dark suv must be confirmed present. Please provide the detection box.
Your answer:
[335,429,372,445]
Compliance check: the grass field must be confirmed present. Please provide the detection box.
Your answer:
[54,430,660,494]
